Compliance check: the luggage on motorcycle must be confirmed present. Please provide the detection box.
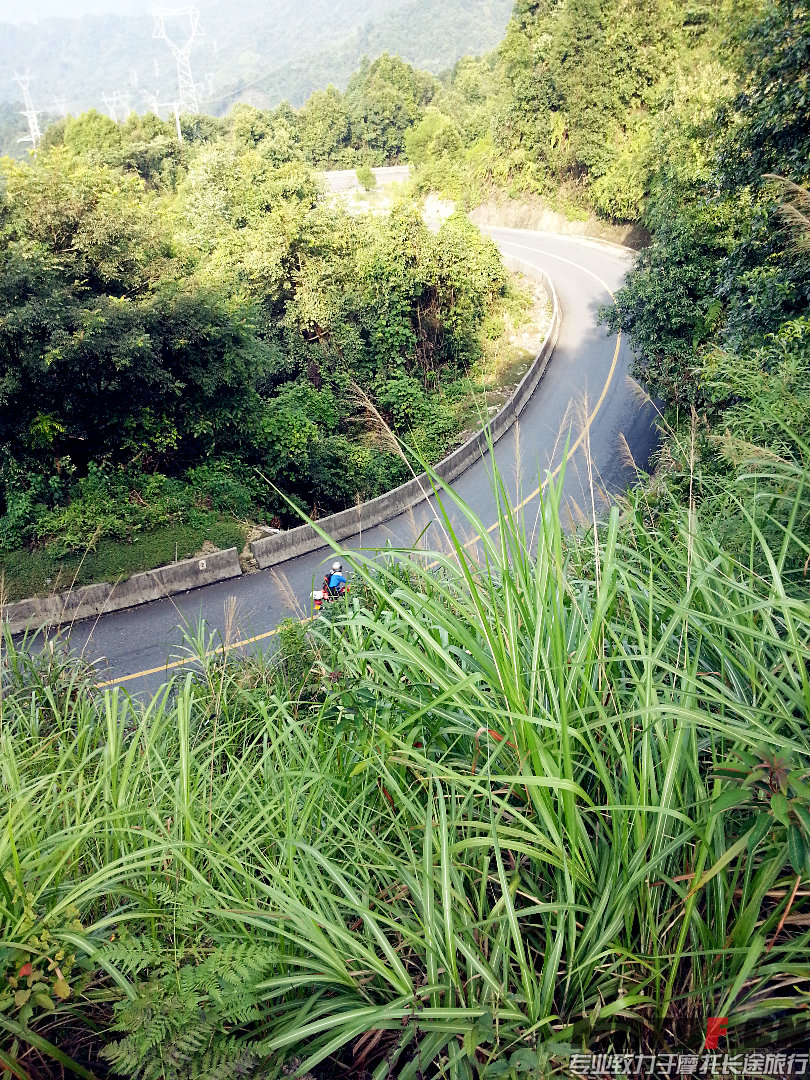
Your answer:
[310,584,348,613]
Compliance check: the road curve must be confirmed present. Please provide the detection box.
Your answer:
[62,230,658,693]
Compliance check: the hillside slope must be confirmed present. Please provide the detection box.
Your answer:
[0,0,511,138]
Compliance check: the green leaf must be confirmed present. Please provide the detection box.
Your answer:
[793,804,810,839]
[747,812,773,851]
[712,788,750,814]
[31,993,55,1012]
[477,1009,494,1038]
[771,792,791,827]
[0,1044,31,1080]
[689,828,754,897]
[714,766,749,781]
[510,1049,540,1073]
[734,750,759,769]
[483,1062,512,1078]
[788,776,810,800]
[788,824,806,877]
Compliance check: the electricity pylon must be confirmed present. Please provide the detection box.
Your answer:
[102,92,132,123]
[14,72,41,149]
[102,93,121,123]
[152,7,202,115]
[143,90,184,145]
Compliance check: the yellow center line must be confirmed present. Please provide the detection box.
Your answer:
[451,243,621,541]
[96,244,622,689]
[94,624,288,688]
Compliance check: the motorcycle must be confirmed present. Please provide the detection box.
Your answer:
[311,579,348,612]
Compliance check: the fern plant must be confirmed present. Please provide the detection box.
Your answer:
[102,933,277,1080]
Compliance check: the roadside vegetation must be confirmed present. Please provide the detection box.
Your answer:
[407,0,810,558]
[4,0,807,603]
[0,85,551,603]
[603,0,810,541]
[1,442,808,1077]
[0,135,510,598]
[1,0,809,1075]
[0,518,247,605]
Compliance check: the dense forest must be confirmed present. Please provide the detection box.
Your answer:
[2,0,810,1077]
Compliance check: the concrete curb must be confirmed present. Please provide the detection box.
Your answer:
[3,547,243,636]
[251,255,560,570]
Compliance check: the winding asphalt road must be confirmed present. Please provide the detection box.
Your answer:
[61,229,658,693]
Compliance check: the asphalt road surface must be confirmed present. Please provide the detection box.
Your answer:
[321,166,411,192]
[59,229,658,693]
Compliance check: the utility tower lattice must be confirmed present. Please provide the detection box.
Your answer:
[103,92,132,124]
[152,7,202,116]
[14,72,42,149]
[103,93,120,123]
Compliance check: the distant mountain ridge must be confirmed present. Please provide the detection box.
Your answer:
[216,0,514,113]
[0,0,512,124]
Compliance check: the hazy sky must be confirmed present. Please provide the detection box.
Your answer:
[0,0,153,22]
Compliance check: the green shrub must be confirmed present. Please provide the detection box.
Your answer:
[309,435,408,512]
[185,460,264,517]
[355,163,377,191]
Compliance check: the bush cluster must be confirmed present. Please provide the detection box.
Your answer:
[0,131,505,573]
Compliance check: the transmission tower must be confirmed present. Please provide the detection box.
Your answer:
[152,7,202,115]
[14,72,42,149]
[102,93,121,123]
[102,92,132,124]
[143,90,184,145]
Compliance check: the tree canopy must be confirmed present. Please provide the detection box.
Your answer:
[0,130,505,558]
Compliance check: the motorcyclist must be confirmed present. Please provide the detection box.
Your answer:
[323,560,347,598]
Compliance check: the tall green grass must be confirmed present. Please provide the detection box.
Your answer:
[0,450,808,1078]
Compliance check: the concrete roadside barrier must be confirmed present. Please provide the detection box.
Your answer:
[3,547,242,636]
[251,258,560,570]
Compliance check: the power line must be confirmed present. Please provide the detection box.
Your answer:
[14,71,42,149]
[152,6,203,116]
[192,12,314,111]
